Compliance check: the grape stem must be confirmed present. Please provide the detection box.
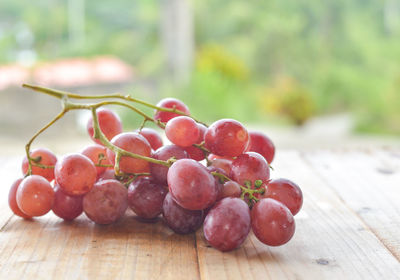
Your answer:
[22,83,207,126]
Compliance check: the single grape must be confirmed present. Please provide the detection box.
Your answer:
[220,181,242,199]
[81,144,111,177]
[204,119,249,157]
[184,123,207,161]
[203,197,251,252]
[162,193,203,234]
[52,185,83,220]
[150,145,188,184]
[251,198,295,246]
[207,154,234,161]
[230,152,270,187]
[107,132,152,174]
[22,148,57,182]
[83,179,128,225]
[261,178,303,216]
[136,127,163,150]
[154,98,190,124]
[165,116,200,147]
[87,108,123,145]
[55,153,97,196]
[168,159,217,210]
[16,175,55,217]
[209,158,233,176]
[97,169,116,181]
[248,131,275,164]
[127,177,168,220]
[8,178,32,219]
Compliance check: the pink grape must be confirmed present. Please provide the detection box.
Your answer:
[203,197,251,252]
[251,198,295,246]
[150,145,188,184]
[165,116,200,147]
[204,119,249,157]
[107,132,152,174]
[127,177,168,220]
[168,159,217,210]
[230,152,270,186]
[209,158,233,175]
[52,185,83,220]
[162,193,203,234]
[184,123,207,161]
[8,178,32,219]
[22,148,57,182]
[16,175,55,217]
[87,108,123,145]
[248,131,275,164]
[81,144,111,177]
[154,98,190,124]
[262,178,303,216]
[55,153,97,196]
[136,127,163,150]
[83,179,128,224]
[97,169,116,181]
[220,181,242,199]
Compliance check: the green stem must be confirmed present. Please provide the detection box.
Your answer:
[22,83,206,126]
[25,109,67,176]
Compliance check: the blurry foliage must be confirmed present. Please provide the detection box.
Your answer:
[258,77,315,126]
[162,44,256,122]
[1,0,400,134]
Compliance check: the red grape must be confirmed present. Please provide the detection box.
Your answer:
[251,198,295,246]
[52,185,83,220]
[209,158,233,175]
[107,132,152,174]
[230,152,270,186]
[81,144,111,177]
[262,178,303,216]
[248,131,275,164]
[165,116,200,147]
[204,119,249,157]
[8,178,32,219]
[162,193,203,234]
[97,169,116,181]
[87,108,123,145]
[203,197,251,252]
[154,98,190,124]
[220,181,242,199]
[208,154,234,161]
[150,145,188,184]
[168,159,217,210]
[55,153,97,196]
[127,177,168,220]
[136,127,163,150]
[22,148,57,182]
[16,175,55,217]
[83,179,128,224]
[184,123,207,161]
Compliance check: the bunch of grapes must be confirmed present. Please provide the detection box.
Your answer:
[8,85,303,252]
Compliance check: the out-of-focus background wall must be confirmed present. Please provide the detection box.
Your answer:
[0,0,399,155]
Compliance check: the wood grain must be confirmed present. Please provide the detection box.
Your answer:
[1,150,400,280]
[302,149,400,260]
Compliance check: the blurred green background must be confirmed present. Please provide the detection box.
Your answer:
[1,0,399,139]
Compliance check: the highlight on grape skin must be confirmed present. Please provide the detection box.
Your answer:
[10,85,304,253]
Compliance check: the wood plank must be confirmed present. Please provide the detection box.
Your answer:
[0,212,200,280]
[302,149,400,259]
[196,150,400,280]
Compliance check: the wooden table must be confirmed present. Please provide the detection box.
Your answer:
[0,149,399,279]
